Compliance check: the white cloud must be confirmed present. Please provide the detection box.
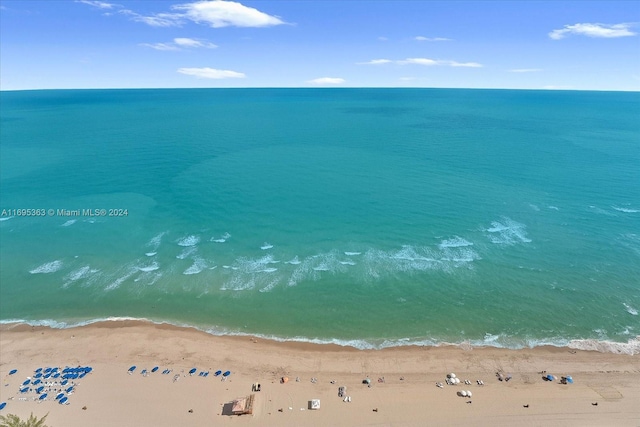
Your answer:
[307,77,345,85]
[174,38,217,48]
[358,59,393,65]
[172,0,285,28]
[77,0,116,9]
[178,67,246,79]
[549,23,636,39]
[509,68,542,73]
[119,9,182,27]
[414,36,451,41]
[399,58,482,67]
[378,36,389,41]
[358,57,483,68]
[140,42,180,51]
[399,58,439,66]
[448,61,482,68]
[141,38,217,51]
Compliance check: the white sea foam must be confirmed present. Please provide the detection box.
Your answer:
[183,258,207,275]
[568,336,640,355]
[211,232,231,243]
[104,268,137,291]
[485,217,531,245]
[61,219,77,227]
[261,242,273,250]
[612,206,639,213]
[176,246,197,259]
[30,260,63,274]
[0,216,14,221]
[260,267,278,273]
[285,256,301,265]
[147,232,166,250]
[623,303,638,316]
[339,260,356,266]
[63,266,98,282]
[177,235,200,247]
[344,251,361,256]
[145,252,157,257]
[548,206,559,211]
[438,236,473,249]
[137,262,160,272]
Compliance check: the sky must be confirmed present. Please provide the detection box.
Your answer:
[1,0,639,91]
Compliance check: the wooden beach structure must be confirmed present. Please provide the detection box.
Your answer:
[231,393,255,415]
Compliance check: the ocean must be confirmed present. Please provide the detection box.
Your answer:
[1,88,638,353]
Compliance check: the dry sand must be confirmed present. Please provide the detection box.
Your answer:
[1,320,638,427]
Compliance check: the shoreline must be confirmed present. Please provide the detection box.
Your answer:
[1,318,638,355]
[1,320,639,426]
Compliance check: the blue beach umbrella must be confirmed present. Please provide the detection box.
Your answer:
[566,376,573,383]
[22,379,30,386]
[128,366,136,373]
[214,370,222,376]
[9,369,17,375]
[0,402,6,410]
[189,368,197,375]
[223,371,231,377]
[39,393,47,401]
[61,380,68,386]
[33,379,41,386]
[59,397,68,405]
[55,393,65,400]
[151,366,159,373]
[34,373,42,379]
[36,386,44,394]
[66,386,74,393]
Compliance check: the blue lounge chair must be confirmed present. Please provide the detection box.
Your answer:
[59,397,68,405]
[189,368,197,375]
[203,371,209,377]
[128,366,136,374]
[0,402,6,410]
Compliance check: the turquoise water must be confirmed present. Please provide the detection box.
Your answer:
[1,88,639,351]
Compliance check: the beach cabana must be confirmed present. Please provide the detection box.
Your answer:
[231,394,255,415]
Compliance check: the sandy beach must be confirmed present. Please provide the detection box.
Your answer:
[1,320,638,427]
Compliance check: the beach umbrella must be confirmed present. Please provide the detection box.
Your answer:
[34,372,42,378]
[466,391,472,397]
[214,370,222,376]
[55,393,65,400]
[35,368,42,373]
[566,376,573,384]
[546,374,554,381]
[458,390,467,397]
[22,379,30,386]
[39,393,47,401]
[151,366,159,373]
[223,371,231,377]
[189,368,197,375]
[0,402,6,410]
[19,387,28,394]
[9,369,17,375]
[128,366,136,373]
[59,397,68,405]
[61,380,68,386]
[281,376,288,383]
[454,378,460,384]
[36,386,44,394]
